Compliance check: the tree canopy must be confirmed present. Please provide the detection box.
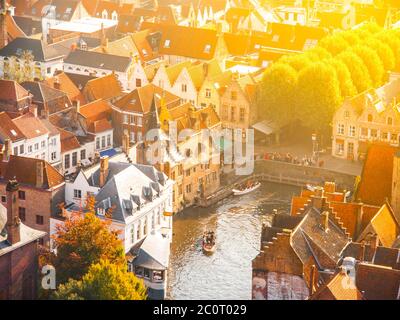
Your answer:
[52,260,147,300]
[257,23,400,132]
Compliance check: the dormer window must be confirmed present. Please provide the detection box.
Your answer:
[142,49,148,57]
[112,11,118,21]
[204,44,211,53]
[164,39,171,48]
[102,10,108,20]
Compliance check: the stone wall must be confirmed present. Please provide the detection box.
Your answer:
[222,160,357,192]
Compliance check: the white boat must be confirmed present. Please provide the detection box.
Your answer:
[232,182,261,196]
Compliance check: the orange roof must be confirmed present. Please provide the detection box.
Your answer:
[141,22,222,61]
[59,129,81,153]
[0,79,30,101]
[12,112,49,139]
[0,155,64,189]
[356,144,397,206]
[113,84,181,114]
[83,73,123,102]
[0,111,25,142]
[370,203,400,247]
[79,99,112,134]
[44,72,86,105]
[311,272,363,300]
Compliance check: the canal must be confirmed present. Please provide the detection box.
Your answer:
[167,182,300,300]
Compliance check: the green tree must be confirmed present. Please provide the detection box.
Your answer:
[277,54,312,72]
[365,37,395,71]
[305,46,332,61]
[296,62,341,132]
[52,260,147,300]
[352,45,385,87]
[48,210,125,285]
[376,30,400,68]
[258,63,298,128]
[325,58,357,99]
[337,50,373,93]
[319,34,350,56]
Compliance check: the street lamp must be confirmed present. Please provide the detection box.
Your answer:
[312,133,319,166]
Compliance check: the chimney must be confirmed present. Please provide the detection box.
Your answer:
[355,201,364,239]
[320,211,329,232]
[311,186,327,211]
[36,161,44,188]
[73,100,80,121]
[29,104,38,118]
[359,243,366,262]
[323,181,336,193]
[53,77,61,90]
[203,62,209,78]
[4,139,11,161]
[309,265,317,295]
[99,156,109,188]
[6,180,21,245]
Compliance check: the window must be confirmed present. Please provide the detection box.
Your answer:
[230,106,236,122]
[144,268,150,279]
[153,270,164,282]
[19,144,24,154]
[337,123,345,135]
[186,184,192,194]
[388,117,393,125]
[73,189,82,199]
[1,196,6,203]
[41,140,45,148]
[135,266,144,277]
[107,135,111,147]
[18,190,25,200]
[72,152,77,166]
[28,145,32,153]
[164,39,170,48]
[336,142,344,155]
[344,110,350,118]
[361,127,368,137]
[130,131,135,143]
[96,137,100,149]
[367,114,373,122]
[240,108,245,122]
[204,44,211,53]
[34,143,39,150]
[231,91,237,100]
[137,132,142,142]
[123,114,129,124]
[137,117,142,126]
[371,129,378,138]
[185,169,190,177]
[101,136,106,149]
[51,152,57,161]
[80,149,86,160]
[64,154,70,169]
[19,207,26,221]
[36,215,44,225]
[382,132,388,140]
[131,227,135,244]
[349,126,356,137]
[182,84,187,93]
[136,78,142,87]
[13,146,18,156]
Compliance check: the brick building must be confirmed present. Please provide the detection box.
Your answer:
[0,180,45,300]
[0,154,65,246]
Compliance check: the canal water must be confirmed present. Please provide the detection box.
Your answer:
[167,182,300,300]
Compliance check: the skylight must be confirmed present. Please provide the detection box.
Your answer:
[204,44,211,53]
[10,130,17,137]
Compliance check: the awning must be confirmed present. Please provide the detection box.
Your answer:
[100,148,118,158]
[252,120,279,135]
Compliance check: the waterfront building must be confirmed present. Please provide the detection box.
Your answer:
[331,78,400,161]
[50,155,174,299]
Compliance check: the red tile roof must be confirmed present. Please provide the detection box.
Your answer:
[356,144,397,206]
[0,79,30,101]
[0,155,64,189]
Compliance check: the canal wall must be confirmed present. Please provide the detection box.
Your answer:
[196,160,357,208]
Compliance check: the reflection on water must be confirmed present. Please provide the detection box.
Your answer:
[167,182,300,300]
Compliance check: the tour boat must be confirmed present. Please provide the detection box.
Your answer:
[232,181,261,196]
[202,231,216,255]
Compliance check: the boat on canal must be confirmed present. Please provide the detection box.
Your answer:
[232,181,261,196]
[202,231,216,255]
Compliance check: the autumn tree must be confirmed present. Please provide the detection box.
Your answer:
[52,260,147,300]
[258,63,298,131]
[319,34,350,56]
[296,62,341,132]
[365,37,395,72]
[277,54,312,72]
[48,212,125,285]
